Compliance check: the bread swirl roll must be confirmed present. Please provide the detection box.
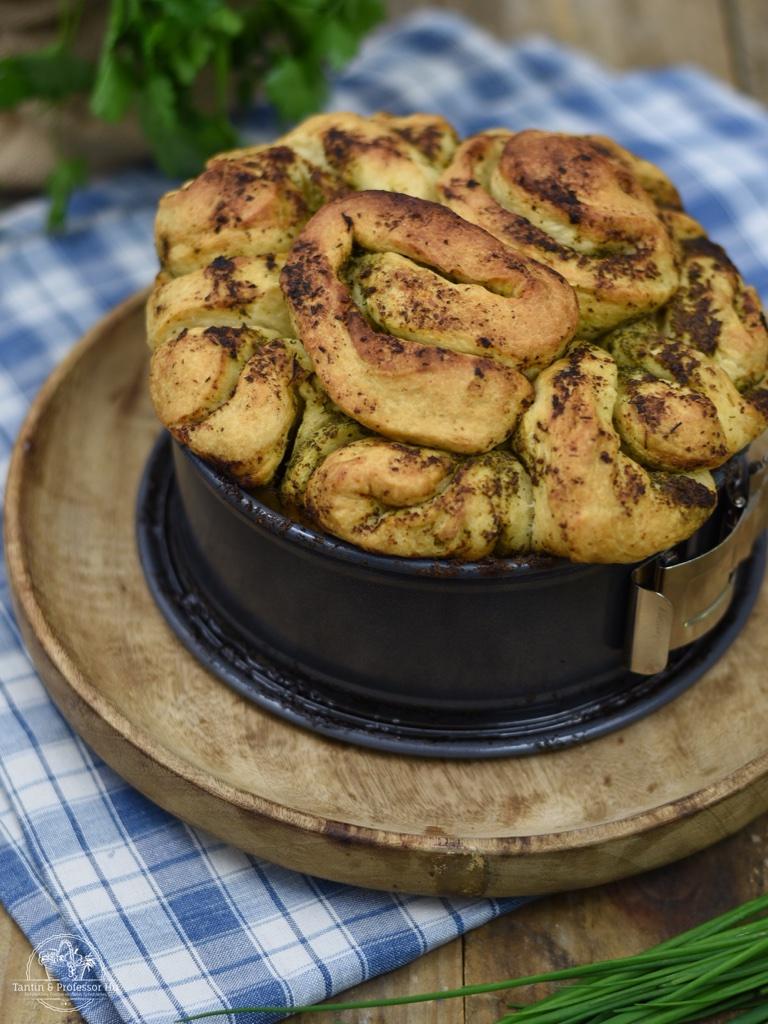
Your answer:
[155,146,343,276]
[305,438,533,559]
[280,112,458,199]
[146,249,307,484]
[147,254,292,347]
[281,190,578,453]
[438,129,681,335]
[516,344,716,563]
[608,319,766,470]
[664,236,768,390]
[150,325,304,486]
[602,233,768,472]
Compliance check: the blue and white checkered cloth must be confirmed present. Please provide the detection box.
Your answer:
[2,9,768,1023]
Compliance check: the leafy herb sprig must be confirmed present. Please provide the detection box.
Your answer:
[0,0,384,227]
[177,892,768,1022]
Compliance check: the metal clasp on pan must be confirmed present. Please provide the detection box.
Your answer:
[628,456,768,675]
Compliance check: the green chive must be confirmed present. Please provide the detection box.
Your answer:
[176,893,768,1023]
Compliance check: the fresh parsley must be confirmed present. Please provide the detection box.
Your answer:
[1,0,385,224]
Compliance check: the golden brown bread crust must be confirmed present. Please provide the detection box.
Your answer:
[151,327,302,487]
[664,236,768,390]
[147,255,292,348]
[305,438,533,559]
[608,319,766,470]
[146,253,303,481]
[147,115,768,563]
[280,378,367,513]
[614,373,730,471]
[154,146,343,276]
[280,190,578,453]
[177,338,300,487]
[437,129,681,336]
[516,344,717,563]
[280,112,458,198]
[154,112,457,277]
[150,325,262,428]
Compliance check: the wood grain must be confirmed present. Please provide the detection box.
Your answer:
[296,941,466,1024]
[5,290,768,904]
[463,807,768,1024]
[727,0,768,101]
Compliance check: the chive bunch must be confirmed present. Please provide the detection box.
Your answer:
[179,892,768,1022]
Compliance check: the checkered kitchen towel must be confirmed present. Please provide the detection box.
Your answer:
[3,8,768,1023]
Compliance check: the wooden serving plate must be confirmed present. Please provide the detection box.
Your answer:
[6,290,768,897]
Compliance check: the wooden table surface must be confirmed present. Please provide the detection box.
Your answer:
[3,0,768,1021]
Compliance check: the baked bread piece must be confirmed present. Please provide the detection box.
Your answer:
[516,343,717,563]
[437,129,682,336]
[147,115,768,563]
[281,190,578,453]
[278,112,458,198]
[304,439,533,559]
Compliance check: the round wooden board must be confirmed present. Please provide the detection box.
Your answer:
[5,290,768,898]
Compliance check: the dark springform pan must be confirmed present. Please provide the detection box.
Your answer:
[136,436,766,758]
